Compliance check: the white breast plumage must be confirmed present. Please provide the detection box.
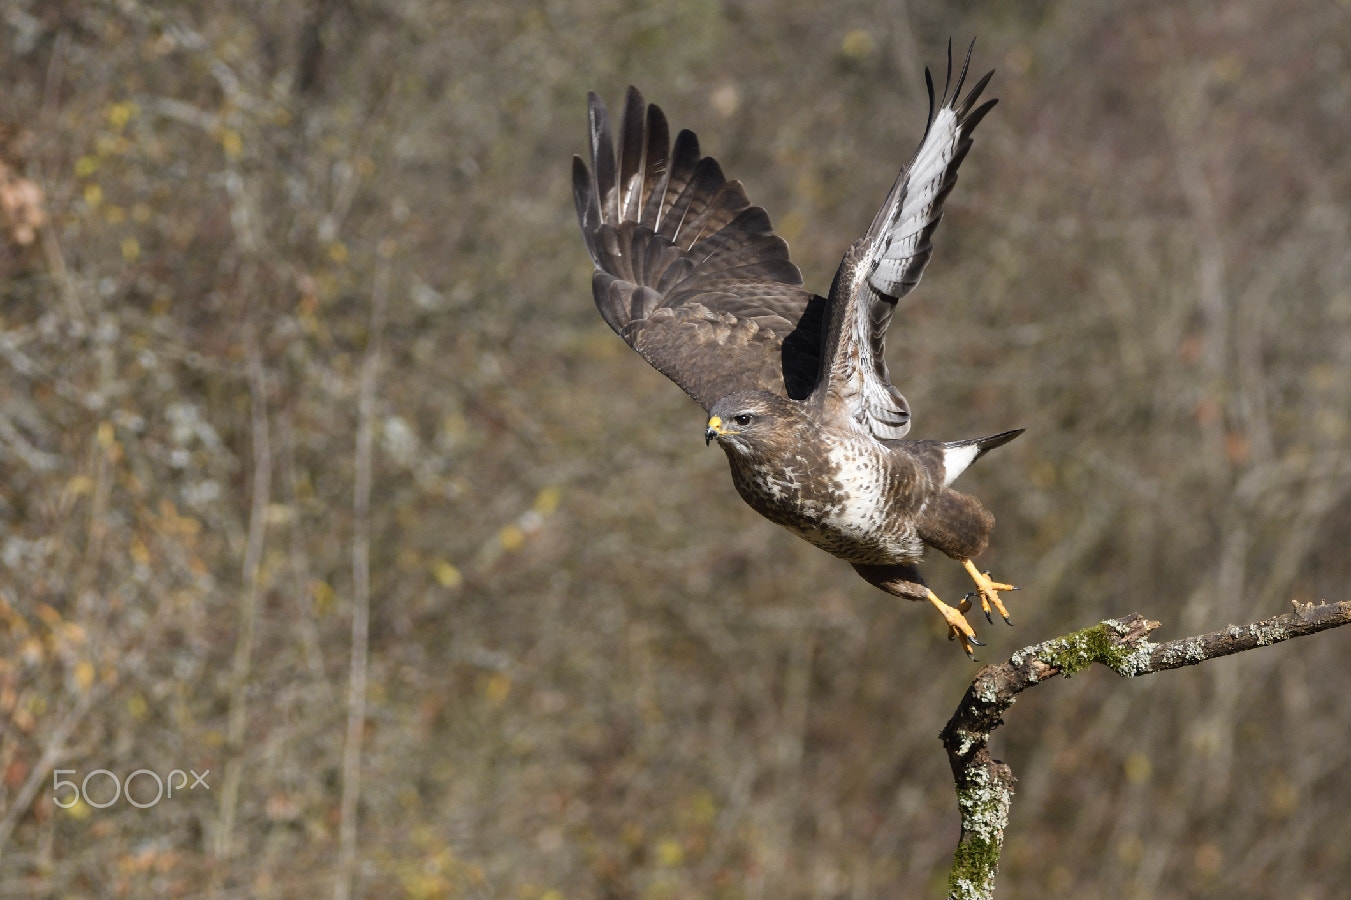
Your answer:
[823,443,885,537]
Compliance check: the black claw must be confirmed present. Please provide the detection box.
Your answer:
[1002,614,1014,626]
[984,608,994,625]
[969,634,985,647]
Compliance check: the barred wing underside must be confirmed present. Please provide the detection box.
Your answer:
[815,41,996,440]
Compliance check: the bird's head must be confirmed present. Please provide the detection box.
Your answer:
[705,391,800,455]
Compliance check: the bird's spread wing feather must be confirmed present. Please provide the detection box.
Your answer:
[814,41,996,440]
[573,87,824,413]
[865,43,995,298]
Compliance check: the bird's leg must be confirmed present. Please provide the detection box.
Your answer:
[926,589,983,660]
[961,558,1017,625]
[851,563,988,660]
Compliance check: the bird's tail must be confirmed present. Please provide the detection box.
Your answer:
[968,428,1024,460]
[939,428,1024,486]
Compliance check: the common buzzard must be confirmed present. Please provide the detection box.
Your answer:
[572,43,1021,655]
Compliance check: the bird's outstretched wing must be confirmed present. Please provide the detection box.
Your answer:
[815,41,996,440]
[865,42,996,298]
[573,87,825,414]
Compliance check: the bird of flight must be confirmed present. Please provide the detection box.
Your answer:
[572,42,1021,657]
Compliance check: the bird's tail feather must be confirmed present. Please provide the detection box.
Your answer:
[968,428,1024,461]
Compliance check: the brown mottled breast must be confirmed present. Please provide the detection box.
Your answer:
[725,421,938,566]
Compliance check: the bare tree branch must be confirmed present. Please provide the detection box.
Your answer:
[333,246,391,900]
[942,599,1351,899]
[0,683,104,857]
[213,311,270,865]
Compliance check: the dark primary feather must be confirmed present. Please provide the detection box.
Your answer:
[572,87,825,413]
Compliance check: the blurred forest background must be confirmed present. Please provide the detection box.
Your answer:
[1,0,1349,897]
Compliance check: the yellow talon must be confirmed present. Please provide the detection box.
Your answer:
[927,589,984,659]
[962,559,1017,625]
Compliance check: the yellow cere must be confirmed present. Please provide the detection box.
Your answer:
[707,416,722,432]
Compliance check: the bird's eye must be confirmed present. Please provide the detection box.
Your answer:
[733,413,753,426]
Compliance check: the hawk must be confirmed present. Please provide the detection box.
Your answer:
[572,43,1021,656]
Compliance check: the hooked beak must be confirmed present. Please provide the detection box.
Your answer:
[705,415,723,446]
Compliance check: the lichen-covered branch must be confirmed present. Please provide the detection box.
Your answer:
[940,599,1351,899]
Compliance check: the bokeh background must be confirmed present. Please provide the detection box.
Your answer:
[2,1,1350,897]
